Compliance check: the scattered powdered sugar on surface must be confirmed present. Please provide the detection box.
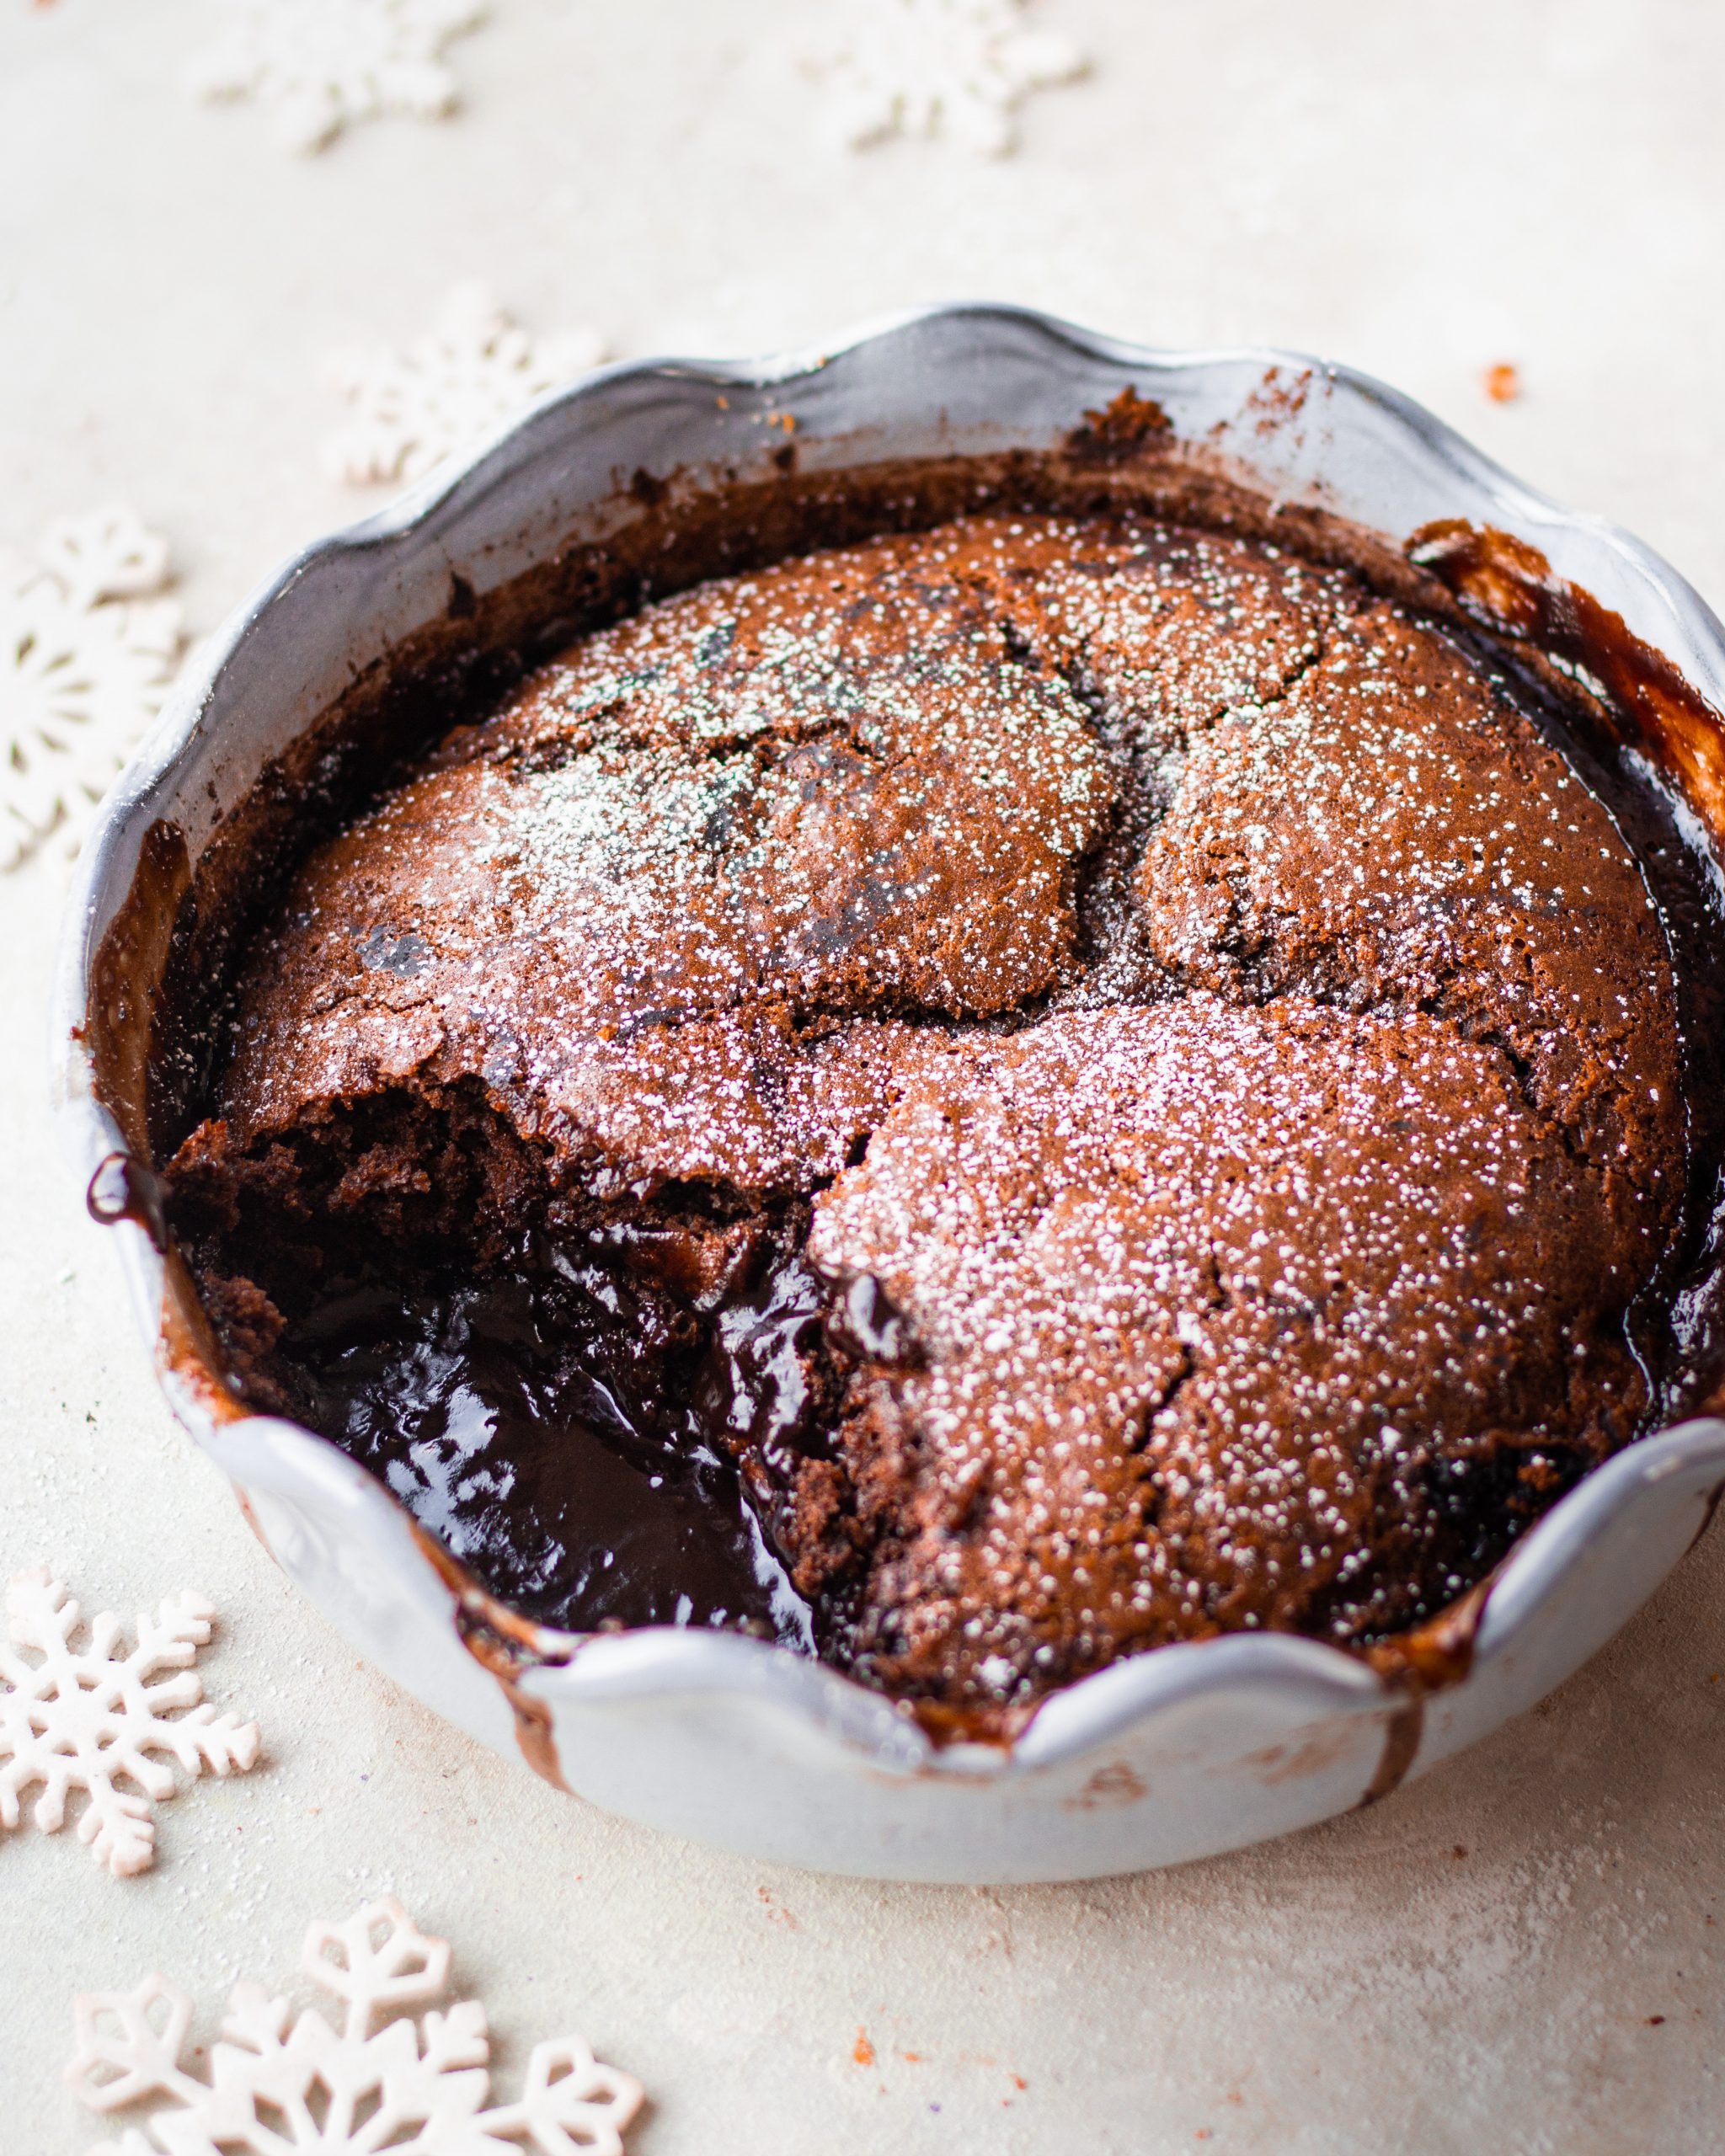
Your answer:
[222,526,1118,1190]
[806,994,1632,1699]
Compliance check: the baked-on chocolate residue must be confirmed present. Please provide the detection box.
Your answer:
[408,1523,572,1790]
[84,819,191,1160]
[1238,364,1316,440]
[87,1151,168,1247]
[1360,1699,1424,1806]
[1064,384,1173,462]
[1409,519,1725,836]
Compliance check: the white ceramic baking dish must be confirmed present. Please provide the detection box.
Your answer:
[54,304,1725,1882]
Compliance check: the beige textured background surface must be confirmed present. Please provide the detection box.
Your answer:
[3,3,1723,2148]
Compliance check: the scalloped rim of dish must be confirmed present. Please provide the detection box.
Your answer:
[51,300,1725,1782]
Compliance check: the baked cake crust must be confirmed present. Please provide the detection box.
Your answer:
[164,510,1696,1714]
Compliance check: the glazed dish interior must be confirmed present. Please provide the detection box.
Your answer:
[129,446,1725,1726]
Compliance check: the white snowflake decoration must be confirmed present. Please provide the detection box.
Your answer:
[321,282,609,486]
[189,0,490,154]
[814,0,1088,156]
[68,1897,645,2155]
[1,507,184,873]
[0,1568,259,1877]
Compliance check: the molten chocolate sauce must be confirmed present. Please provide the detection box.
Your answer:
[283,1242,834,1648]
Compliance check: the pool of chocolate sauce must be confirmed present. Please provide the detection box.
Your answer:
[275,1234,848,1646]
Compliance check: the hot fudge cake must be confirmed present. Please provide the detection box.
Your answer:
[162,507,1717,1718]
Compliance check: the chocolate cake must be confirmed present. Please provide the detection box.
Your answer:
[162,508,1717,1717]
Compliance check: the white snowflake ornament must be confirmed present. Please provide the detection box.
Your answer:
[0,1567,260,1877]
[814,0,1088,156]
[322,282,609,486]
[68,1897,645,2155]
[190,0,490,154]
[1,507,184,873]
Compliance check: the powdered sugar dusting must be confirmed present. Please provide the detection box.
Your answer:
[809,996,1632,1703]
